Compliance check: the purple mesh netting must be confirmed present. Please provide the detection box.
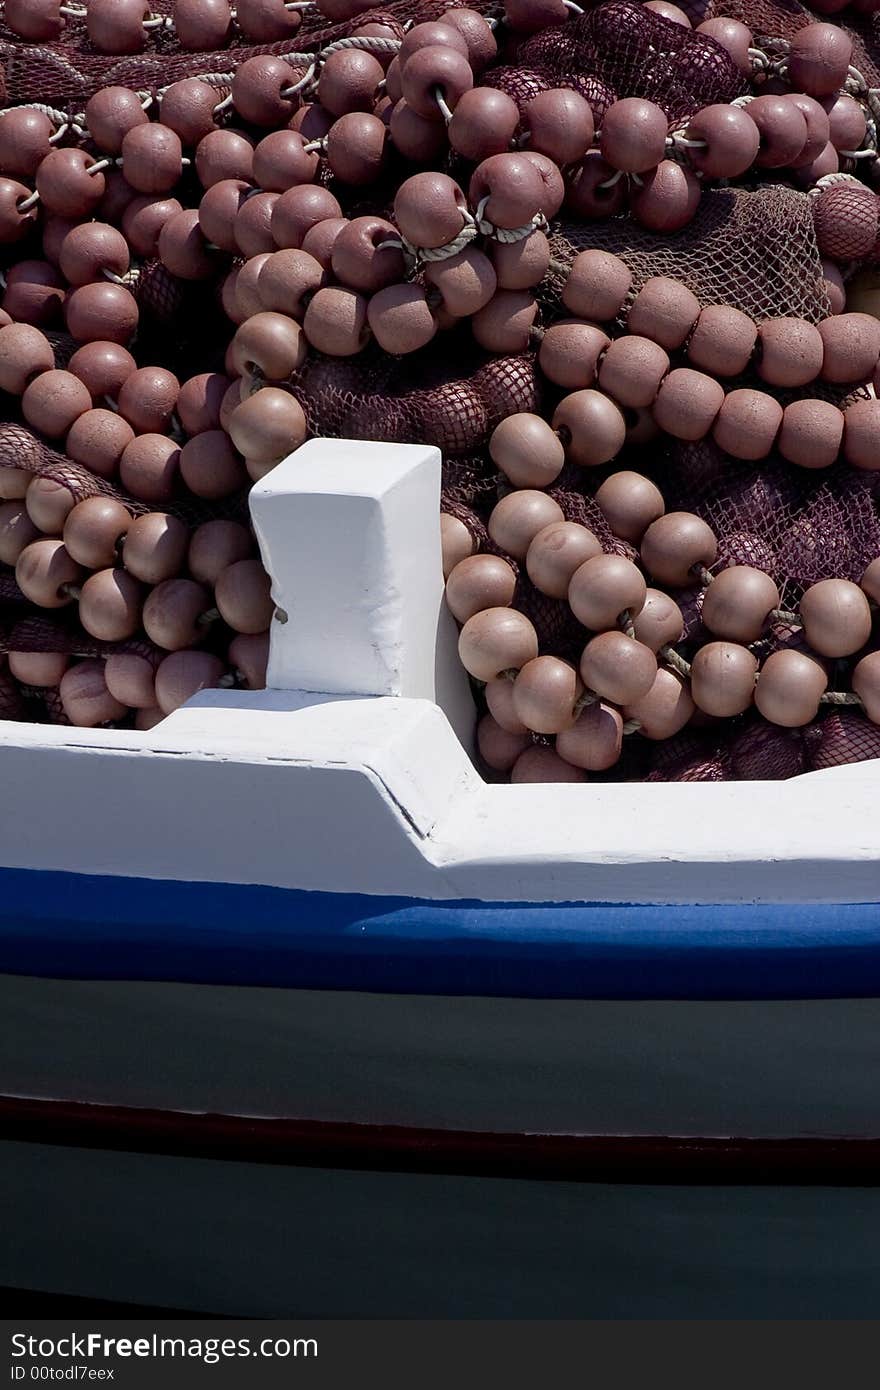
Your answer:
[519,2,747,123]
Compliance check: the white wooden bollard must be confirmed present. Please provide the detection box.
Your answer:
[249,438,475,741]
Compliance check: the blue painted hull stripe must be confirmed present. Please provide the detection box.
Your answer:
[2,867,880,998]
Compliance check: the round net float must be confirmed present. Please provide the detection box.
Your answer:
[120,125,184,197]
[179,431,247,500]
[843,399,880,471]
[623,667,694,740]
[552,389,626,468]
[852,651,880,723]
[488,490,564,560]
[172,0,232,50]
[489,413,565,489]
[565,151,629,221]
[477,715,532,773]
[627,277,700,351]
[860,557,880,605]
[690,641,758,718]
[188,520,253,588]
[231,312,306,380]
[0,501,40,565]
[105,648,160,710]
[630,160,701,233]
[652,368,724,442]
[749,95,808,169]
[491,231,551,292]
[512,655,582,735]
[25,477,76,534]
[631,589,684,651]
[556,701,623,772]
[525,521,602,599]
[5,0,63,42]
[600,97,668,173]
[798,578,873,657]
[85,0,149,54]
[63,498,132,570]
[390,100,451,163]
[36,148,106,219]
[712,389,783,461]
[67,407,136,478]
[819,313,880,384]
[176,373,231,437]
[158,208,215,280]
[236,0,303,41]
[123,195,184,259]
[0,323,55,394]
[440,514,476,579]
[160,79,222,147]
[195,130,255,190]
[537,320,608,390]
[522,89,595,168]
[471,290,537,354]
[143,578,212,652]
[258,249,326,320]
[485,676,529,735]
[568,553,647,630]
[233,255,273,320]
[198,180,249,254]
[68,341,136,401]
[579,631,658,705]
[122,512,190,585]
[214,559,274,634]
[424,248,496,317]
[787,22,853,98]
[235,192,280,260]
[119,434,181,504]
[325,112,389,187]
[60,661,128,728]
[65,281,139,345]
[458,607,539,681]
[701,565,780,643]
[117,368,180,436]
[686,304,757,378]
[778,398,845,470]
[155,651,227,715]
[227,387,307,464]
[78,568,143,643]
[594,471,665,544]
[8,651,68,687]
[367,284,437,355]
[754,649,828,728]
[0,470,32,502]
[229,631,270,691]
[510,746,588,784]
[303,286,370,356]
[598,335,670,409]
[756,318,824,388]
[640,513,717,587]
[15,538,83,609]
[393,172,468,251]
[446,554,518,623]
[825,95,866,154]
[22,369,92,440]
[1,259,64,327]
[684,104,759,178]
[644,0,690,24]
[520,151,564,220]
[58,223,130,288]
[134,707,166,731]
[787,95,831,169]
[562,249,632,322]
